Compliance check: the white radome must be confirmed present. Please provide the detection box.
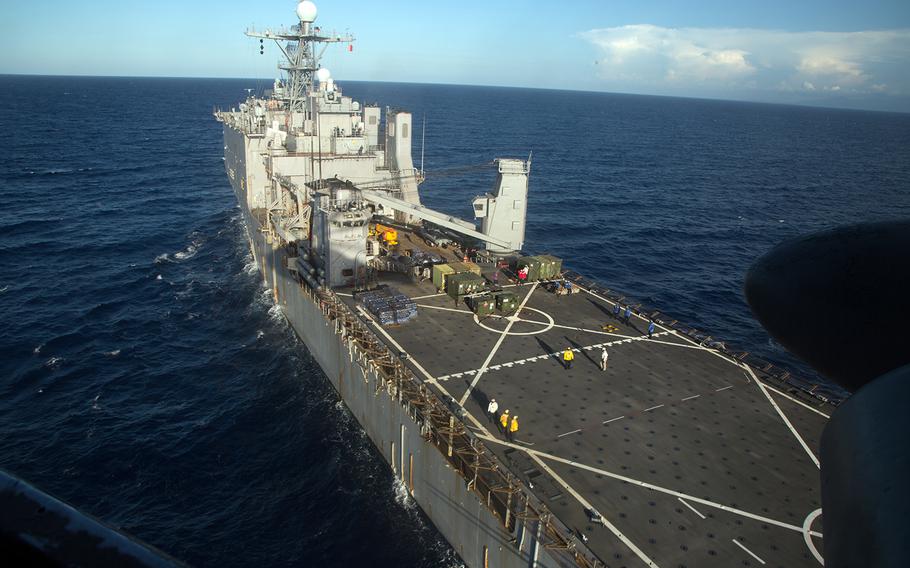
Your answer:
[296,1,318,23]
[316,68,331,82]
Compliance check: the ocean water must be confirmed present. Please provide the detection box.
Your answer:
[0,75,908,566]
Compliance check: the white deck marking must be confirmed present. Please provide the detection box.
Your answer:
[802,508,825,565]
[643,404,665,412]
[357,307,441,387]
[440,332,673,381]
[411,292,447,300]
[764,383,831,419]
[528,453,660,567]
[477,434,823,537]
[458,282,538,405]
[335,292,353,297]
[715,385,733,392]
[678,497,706,519]
[732,539,766,565]
[603,416,625,424]
[744,366,820,468]
[415,303,474,314]
[681,394,700,401]
[557,429,582,438]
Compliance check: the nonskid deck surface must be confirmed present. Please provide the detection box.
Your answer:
[337,271,829,568]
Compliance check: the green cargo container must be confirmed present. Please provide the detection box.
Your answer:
[448,261,481,277]
[537,254,563,280]
[446,272,485,299]
[467,294,496,317]
[495,291,518,313]
[517,256,543,281]
[432,263,455,291]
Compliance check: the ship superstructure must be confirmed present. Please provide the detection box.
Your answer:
[216,3,834,568]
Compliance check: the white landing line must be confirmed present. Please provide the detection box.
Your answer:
[527,453,660,568]
[744,365,820,468]
[415,303,474,314]
[458,282,538,405]
[356,307,441,387]
[477,434,823,538]
[556,429,582,438]
[643,404,664,412]
[764,383,831,419]
[681,394,700,401]
[603,416,625,424]
[732,539,766,565]
[677,497,706,520]
[715,385,733,392]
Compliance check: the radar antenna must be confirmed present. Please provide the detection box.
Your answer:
[245,1,354,113]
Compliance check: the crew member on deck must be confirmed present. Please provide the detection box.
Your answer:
[563,348,575,370]
[487,398,499,424]
[600,347,609,371]
[508,415,519,442]
[499,409,510,434]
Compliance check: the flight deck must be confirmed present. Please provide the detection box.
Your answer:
[336,255,829,568]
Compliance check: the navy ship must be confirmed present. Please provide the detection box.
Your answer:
[214,2,833,566]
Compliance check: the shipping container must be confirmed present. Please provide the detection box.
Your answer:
[448,261,482,276]
[517,256,543,281]
[446,272,485,299]
[537,254,563,280]
[432,263,455,291]
[495,291,518,313]
[467,294,496,317]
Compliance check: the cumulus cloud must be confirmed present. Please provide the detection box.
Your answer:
[579,25,910,104]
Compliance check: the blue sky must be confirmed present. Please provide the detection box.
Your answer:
[2,0,909,111]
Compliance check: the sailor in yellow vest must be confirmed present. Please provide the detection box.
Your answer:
[499,409,510,434]
[563,347,575,370]
[508,415,519,442]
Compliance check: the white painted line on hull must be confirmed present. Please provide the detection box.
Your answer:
[732,539,766,565]
[644,404,664,412]
[603,416,625,424]
[459,282,538,405]
[477,434,823,537]
[677,497,706,519]
[715,385,733,392]
[764,383,831,419]
[527,453,660,568]
[744,366,820,468]
[557,429,582,438]
[681,394,700,401]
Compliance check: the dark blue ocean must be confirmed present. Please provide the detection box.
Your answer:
[1,75,908,566]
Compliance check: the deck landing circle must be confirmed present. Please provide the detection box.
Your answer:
[473,307,555,336]
[802,508,824,565]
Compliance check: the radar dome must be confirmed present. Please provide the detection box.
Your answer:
[316,68,331,82]
[296,1,318,23]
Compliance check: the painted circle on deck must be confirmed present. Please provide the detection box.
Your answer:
[802,508,824,565]
[473,307,555,336]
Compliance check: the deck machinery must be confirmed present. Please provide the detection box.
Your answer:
[215,3,834,567]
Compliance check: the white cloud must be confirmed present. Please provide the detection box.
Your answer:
[579,25,910,102]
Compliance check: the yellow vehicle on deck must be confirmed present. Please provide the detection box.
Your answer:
[373,223,399,246]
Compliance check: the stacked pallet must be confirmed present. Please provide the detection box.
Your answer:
[359,287,418,325]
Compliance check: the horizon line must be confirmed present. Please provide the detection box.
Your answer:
[2,72,907,116]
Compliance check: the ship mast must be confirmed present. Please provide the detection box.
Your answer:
[245,1,353,113]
